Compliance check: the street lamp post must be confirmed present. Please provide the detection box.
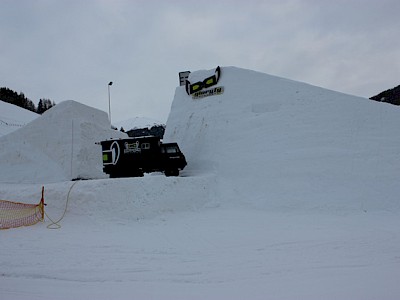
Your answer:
[108,81,113,125]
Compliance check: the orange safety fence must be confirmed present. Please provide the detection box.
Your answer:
[0,187,45,230]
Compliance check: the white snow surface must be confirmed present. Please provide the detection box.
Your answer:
[0,101,39,137]
[1,66,400,299]
[0,100,127,183]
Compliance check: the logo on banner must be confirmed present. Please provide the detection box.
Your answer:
[102,141,121,165]
[110,141,120,165]
[185,66,221,95]
[192,86,224,99]
[124,141,141,154]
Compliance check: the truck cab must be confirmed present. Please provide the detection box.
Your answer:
[99,136,187,178]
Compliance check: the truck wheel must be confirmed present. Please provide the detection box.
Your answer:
[165,169,179,177]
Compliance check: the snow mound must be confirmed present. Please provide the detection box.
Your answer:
[0,100,39,137]
[165,66,400,212]
[0,100,127,183]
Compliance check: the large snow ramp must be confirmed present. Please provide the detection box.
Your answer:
[165,66,400,212]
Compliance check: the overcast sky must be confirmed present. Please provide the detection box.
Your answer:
[1,0,399,123]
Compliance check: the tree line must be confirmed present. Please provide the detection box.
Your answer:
[0,87,56,114]
[370,85,400,105]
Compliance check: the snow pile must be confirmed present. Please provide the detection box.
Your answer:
[166,66,400,212]
[1,67,399,211]
[0,100,126,183]
[0,101,38,137]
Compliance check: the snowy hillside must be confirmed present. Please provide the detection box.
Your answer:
[1,67,400,299]
[0,100,38,137]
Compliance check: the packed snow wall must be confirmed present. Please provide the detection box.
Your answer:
[165,66,400,212]
[0,100,127,183]
[0,101,39,137]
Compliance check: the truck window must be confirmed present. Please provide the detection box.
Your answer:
[141,143,150,150]
[165,146,178,154]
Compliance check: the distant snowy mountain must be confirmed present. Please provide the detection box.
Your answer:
[0,100,39,137]
[113,116,164,131]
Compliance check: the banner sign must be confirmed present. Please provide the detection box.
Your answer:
[179,71,190,86]
[192,86,224,99]
[185,66,221,95]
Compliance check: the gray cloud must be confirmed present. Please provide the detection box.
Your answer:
[1,0,399,123]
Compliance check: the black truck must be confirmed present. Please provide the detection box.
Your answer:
[99,136,187,178]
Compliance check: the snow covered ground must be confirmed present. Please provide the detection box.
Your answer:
[1,66,400,299]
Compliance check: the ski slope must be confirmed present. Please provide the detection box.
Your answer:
[1,66,400,299]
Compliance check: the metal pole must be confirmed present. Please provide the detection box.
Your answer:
[108,81,113,125]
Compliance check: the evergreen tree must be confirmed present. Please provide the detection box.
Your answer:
[37,99,44,114]
[37,98,55,114]
[1,86,55,113]
[0,87,36,113]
